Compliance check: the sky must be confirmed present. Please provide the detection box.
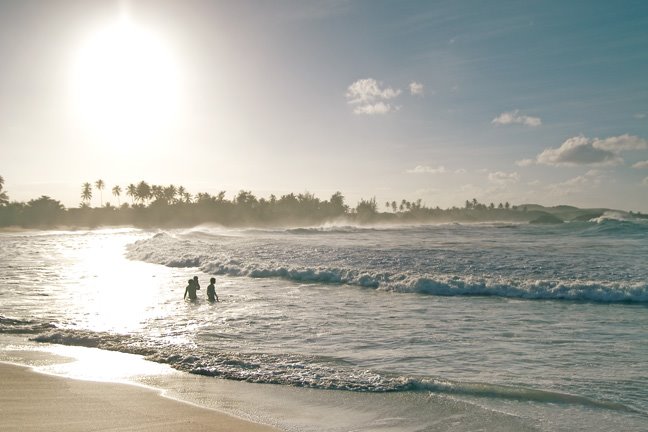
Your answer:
[1,0,647,212]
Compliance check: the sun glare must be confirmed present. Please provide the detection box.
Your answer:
[70,16,181,149]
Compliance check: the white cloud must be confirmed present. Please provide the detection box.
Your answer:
[634,113,646,119]
[593,134,648,152]
[492,110,541,127]
[537,138,619,166]
[346,78,401,115]
[346,78,400,103]
[353,101,399,115]
[633,160,648,169]
[454,168,467,174]
[488,171,519,184]
[409,81,424,96]
[532,134,647,167]
[515,158,535,167]
[406,165,447,174]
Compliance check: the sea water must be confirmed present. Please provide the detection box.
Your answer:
[1,219,647,431]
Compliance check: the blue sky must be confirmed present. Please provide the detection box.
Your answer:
[1,0,647,211]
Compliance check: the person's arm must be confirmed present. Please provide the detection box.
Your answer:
[184,286,188,299]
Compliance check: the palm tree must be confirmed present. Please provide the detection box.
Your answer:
[136,181,151,205]
[151,185,164,202]
[163,184,177,204]
[112,185,122,206]
[95,179,105,207]
[177,186,186,204]
[0,175,9,205]
[81,182,92,206]
[126,184,137,205]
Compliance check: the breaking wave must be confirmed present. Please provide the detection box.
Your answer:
[126,232,648,303]
[0,324,631,413]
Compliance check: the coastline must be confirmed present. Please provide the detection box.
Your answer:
[0,361,277,432]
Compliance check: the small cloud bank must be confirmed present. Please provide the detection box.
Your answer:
[346,78,401,115]
[488,171,519,184]
[515,159,535,167]
[353,101,395,115]
[409,81,424,96]
[407,165,447,174]
[532,134,647,166]
[492,110,541,127]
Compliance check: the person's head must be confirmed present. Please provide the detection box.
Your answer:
[210,277,215,283]
[193,276,198,281]
[188,279,193,284]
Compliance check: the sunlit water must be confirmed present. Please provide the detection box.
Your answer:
[1,221,647,431]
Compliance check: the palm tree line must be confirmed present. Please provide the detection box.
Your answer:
[7,174,622,228]
[81,180,192,208]
[78,180,524,222]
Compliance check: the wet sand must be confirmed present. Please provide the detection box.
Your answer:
[0,362,277,432]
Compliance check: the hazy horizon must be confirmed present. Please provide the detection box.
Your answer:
[2,1,647,212]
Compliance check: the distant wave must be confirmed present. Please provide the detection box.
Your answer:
[589,211,639,224]
[4,324,633,413]
[285,226,381,235]
[174,218,648,240]
[579,217,648,237]
[127,233,648,303]
[181,224,411,237]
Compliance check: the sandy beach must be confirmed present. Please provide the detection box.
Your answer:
[0,362,277,432]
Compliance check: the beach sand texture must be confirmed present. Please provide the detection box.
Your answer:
[0,362,276,432]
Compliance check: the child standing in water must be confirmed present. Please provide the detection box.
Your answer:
[207,277,219,302]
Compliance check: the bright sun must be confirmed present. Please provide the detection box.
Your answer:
[70,16,180,148]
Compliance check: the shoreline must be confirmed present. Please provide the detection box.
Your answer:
[0,361,277,432]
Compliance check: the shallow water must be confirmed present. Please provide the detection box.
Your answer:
[1,222,647,431]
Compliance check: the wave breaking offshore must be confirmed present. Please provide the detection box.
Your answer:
[126,233,648,303]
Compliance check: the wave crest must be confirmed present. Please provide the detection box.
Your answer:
[127,235,648,303]
[20,326,637,413]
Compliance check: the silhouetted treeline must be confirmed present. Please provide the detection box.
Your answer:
[1,177,641,229]
[0,192,549,229]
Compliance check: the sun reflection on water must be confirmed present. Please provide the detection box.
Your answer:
[54,231,177,333]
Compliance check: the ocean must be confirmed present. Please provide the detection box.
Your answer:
[1,218,647,431]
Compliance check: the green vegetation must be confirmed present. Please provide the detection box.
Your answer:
[0,176,642,229]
